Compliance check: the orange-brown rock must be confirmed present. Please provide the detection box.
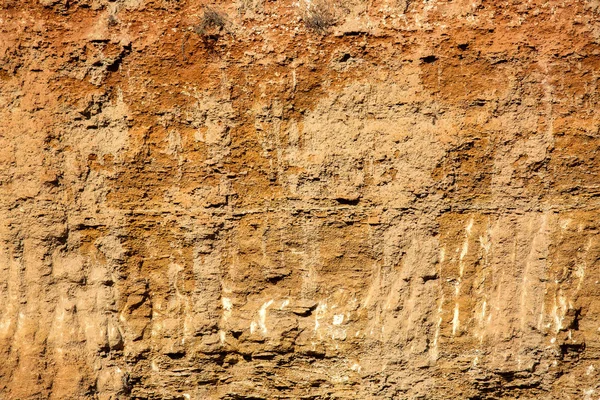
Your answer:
[2,0,600,398]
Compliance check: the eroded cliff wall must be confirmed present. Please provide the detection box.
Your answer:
[2,0,600,398]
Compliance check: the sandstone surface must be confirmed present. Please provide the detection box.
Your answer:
[2,0,600,398]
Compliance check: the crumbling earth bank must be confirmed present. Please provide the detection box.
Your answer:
[2,0,600,398]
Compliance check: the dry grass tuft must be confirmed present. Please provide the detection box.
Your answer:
[302,0,338,34]
[193,7,227,35]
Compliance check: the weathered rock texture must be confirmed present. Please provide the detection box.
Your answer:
[2,0,600,398]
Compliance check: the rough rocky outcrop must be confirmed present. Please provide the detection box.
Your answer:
[2,0,600,398]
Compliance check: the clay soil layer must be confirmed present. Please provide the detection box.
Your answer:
[2,0,600,399]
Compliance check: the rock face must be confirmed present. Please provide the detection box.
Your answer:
[2,0,600,398]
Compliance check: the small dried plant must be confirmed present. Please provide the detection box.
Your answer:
[182,7,228,61]
[302,0,338,34]
[193,7,227,35]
